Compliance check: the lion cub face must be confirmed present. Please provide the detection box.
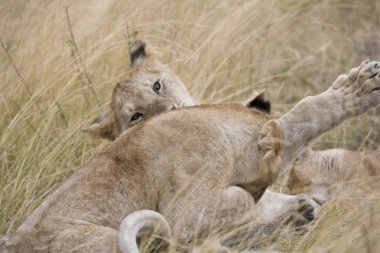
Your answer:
[82,40,195,140]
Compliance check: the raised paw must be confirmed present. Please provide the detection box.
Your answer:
[331,60,380,112]
[360,62,380,105]
[357,60,380,85]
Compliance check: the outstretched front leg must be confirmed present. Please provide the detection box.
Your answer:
[260,60,380,171]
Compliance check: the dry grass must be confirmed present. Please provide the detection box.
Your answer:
[1,0,380,252]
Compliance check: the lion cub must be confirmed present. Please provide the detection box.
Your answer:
[83,41,380,204]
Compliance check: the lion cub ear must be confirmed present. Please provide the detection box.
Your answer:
[81,109,116,140]
[258,119,283,161]
[245,91,271,114]
[130,40,157,69]
[130,40,147,68]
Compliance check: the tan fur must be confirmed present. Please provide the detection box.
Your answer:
[83,42,379,207]
[3,104,288,253]
[81,41,317,240]
[2,40,380,252]
[277,148,380,203]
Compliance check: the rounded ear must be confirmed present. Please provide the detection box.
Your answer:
[81,109,116,140]
[245,91,271,114]
[258,119,284,182]
[130,39,159,69]
[130,40,147,68]
[258,119,283,161]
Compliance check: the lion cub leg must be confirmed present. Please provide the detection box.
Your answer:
[279,148,380,204]
[167,186,317,248]
[220,190,319,250]
[49,225,120,253]
[165,185,256,244]
[260,60,380,171]
[255,189,319,224]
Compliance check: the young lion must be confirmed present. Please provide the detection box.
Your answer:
[2,41,380,252]
[83,41,380,205]
[81,41,321,230]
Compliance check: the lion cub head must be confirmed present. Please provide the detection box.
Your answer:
[82,40,195,140]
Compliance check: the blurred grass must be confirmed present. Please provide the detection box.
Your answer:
[0,0,380,252]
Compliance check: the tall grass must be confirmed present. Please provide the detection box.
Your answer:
[0,0,380,251]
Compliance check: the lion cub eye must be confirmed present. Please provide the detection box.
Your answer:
[153,81,162,93]
[131,112,144,122]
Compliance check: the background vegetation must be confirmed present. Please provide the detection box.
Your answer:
[0,0,379,252]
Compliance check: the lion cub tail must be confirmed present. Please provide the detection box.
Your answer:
[119,210,172,253]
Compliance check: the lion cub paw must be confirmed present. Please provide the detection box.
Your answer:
[287,194,320,229]
[331,60,380,109]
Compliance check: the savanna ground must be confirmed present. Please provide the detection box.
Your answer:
[0,0,380,252]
